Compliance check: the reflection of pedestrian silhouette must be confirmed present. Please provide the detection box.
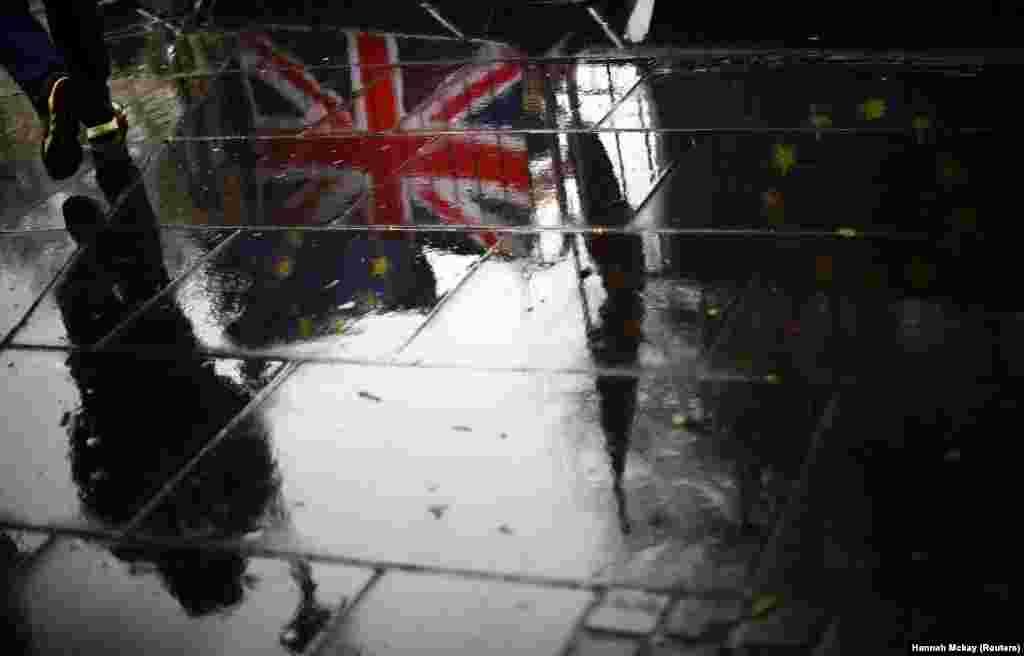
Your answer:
[571,131,645,534]
[57,195,286,619]
[278,559,333,654]
[2,531,31,653]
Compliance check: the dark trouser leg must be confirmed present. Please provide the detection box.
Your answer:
[41,0,113,126]
[0,0,66,115]
[41,1,136,201]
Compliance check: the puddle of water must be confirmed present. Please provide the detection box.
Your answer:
[16,538,373,655]
[12,228,234,347]
[0,231,76,340]
[330,570,591,656]
[171,231,485,359]
[0,348,283,530]
[0,350,90,528]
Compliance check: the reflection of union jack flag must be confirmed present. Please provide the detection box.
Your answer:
[239,32,531,248]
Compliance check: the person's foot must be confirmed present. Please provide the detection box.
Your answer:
[87,103,136,201]
[86,102,130,160]
[41,75,83,180]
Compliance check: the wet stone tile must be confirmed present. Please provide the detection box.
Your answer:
[650,642,720,656]
[11,228,235,347]
[548,62,644,129]
[7,186,98,231]
[665,598,745,638]
[169,229,483,358]
[14,538,373,655]
[398,255,593,371]
[0,230,76,341]
[2,147,173,233]
[0,349,92,527]
[1,172,108,231]
[220,269,744,587]
[1,347,284,529]
[2,528,44,651]
[1,528,49,553]
[596,74,677,211]
[231,360,638,579]
[585,590,671,635]
[726,601,830,649]
[326,571,591,656]
[570,631,640,656]
[3,129,167,232]
[399,244,704,375]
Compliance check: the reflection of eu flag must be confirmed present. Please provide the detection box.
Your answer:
[312,238,408,309]
[227,229,439,349]
[291,234,439,315]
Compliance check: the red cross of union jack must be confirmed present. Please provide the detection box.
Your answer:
[239,31,532,249]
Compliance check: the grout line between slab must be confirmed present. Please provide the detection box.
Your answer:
[627,158,679,231]
[0,516,748,600]
[306,569,385,656]
[165,125,994,141]
[389,243,498,359]
[593,71,657,129]
[91,228,242,349]
[0,246,84,349]
[120,360,299,535]
[0,223,933,240]
[555,589,607,656]
[633,592,687,654]
[1,341,777,383]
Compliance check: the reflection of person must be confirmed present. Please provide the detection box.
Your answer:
[0,0,128,184]
[279,559,333,653]
[2,532,31,653]
[571,131,645,534]
[57,195,286,620]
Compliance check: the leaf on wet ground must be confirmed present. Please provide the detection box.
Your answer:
[750,593,780,618]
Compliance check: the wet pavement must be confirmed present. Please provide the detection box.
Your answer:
[2,3,1020,655]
